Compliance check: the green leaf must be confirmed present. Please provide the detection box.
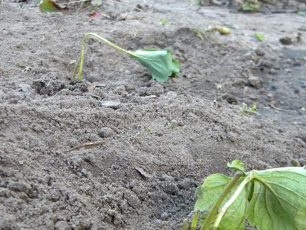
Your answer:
[247,167,306,230]
[195,173,247,230]
[39,0,62,13]
[227,160,246,173]
[130,50,180,83]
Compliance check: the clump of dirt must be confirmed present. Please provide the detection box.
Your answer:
[0,0,306,229]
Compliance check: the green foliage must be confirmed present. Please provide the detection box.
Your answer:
[184,160,306,230]
[74,33,180,83]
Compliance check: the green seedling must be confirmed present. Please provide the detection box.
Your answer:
[193,26,231,40]
[160,18,170,26]
[254,33,265,42]
[240,103,257,116]
[183,160,306,230]
[74,33,180,83]
[240,0,262,12]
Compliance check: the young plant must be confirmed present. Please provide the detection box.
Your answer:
[183,160,306,230]
[240,0,262,12]
[74,33,180,83]
[240,103,257,116]
[254,33,265,42]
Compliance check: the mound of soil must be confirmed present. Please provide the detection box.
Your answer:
[0,0,306,229]
[202,0,306,12]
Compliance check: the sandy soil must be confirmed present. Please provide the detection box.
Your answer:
[1,0,306,229]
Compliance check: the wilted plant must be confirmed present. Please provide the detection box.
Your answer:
[74,33,180,83]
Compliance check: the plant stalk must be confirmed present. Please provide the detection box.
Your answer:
[201,172,243,230]
[85,32,132,56]
[74,32,134,80]
[212,174,252,229]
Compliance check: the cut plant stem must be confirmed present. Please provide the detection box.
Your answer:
[212,173,253,229]
[201,172,244,230]
[75,32,132,80]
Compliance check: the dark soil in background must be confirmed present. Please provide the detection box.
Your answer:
[0,0,306,229]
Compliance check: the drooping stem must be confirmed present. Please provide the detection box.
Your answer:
[212,173,253,229]
[74,32,134,80]
[201,172,244,230]
[85,32,133,55]
[74,35,88,80]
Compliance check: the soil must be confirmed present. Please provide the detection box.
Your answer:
[1,0,306,229]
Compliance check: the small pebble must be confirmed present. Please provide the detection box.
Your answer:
[98,127,114,138]
[248,76,262,89]
[160,212,169,220]
[7,181,31,193]
[99,100,121,109]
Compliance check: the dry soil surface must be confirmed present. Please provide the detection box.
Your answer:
[1,0,306,229]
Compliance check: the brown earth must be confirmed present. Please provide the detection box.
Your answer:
[0,0,306,229]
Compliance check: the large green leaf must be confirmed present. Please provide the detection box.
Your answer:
[195,173,247,230]
[247,167,306,230]
[130,50,180,83]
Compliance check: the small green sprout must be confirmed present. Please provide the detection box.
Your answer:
[160,18,170,26]
[74,33,180,83]
[240,103,257,116]
[254,33,265,42]
[240,0,262,12]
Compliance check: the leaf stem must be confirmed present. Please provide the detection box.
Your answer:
[201,172,244,230]
[212,174,252,229]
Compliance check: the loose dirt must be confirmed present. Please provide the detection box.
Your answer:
[1,0,306,229]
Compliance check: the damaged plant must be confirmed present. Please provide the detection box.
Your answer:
[74,33,180,83]
[183,160,306,230]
